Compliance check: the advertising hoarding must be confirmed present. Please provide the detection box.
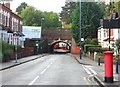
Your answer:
[22,26,41,39]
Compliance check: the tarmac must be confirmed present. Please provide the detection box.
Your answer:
[0,53,120,86]
[71,54,120,87]
[0,54,47,71]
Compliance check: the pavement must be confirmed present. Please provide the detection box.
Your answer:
[70,54,120,87]
[0,54,47,71]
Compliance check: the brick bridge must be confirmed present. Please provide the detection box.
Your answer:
[42,28,72,53]
[25,28,74,54]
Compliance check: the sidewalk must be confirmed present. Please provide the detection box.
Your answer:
[71,54,120,86]
[0,54,47,71]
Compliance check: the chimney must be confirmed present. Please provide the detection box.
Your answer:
[5,2,10,9]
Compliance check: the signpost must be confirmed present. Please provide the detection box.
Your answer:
[101,18,120,51]
[14,35,18,63]
[102,19,120,28]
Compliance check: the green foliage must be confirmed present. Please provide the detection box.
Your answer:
[102,48,114,52]
[0,41,14,62]
[115,54,120,62]
[16,2,28,15]
[88,47,102,53]
[60,2,76,24]
[20,6,62,28]
[70,2,104,45]
[115,39,120,53]
[42,11,62,28]
[21,6,39,26]
[82,38,98,48]
[114,1,120,11]
[90,39,98,45]
[97,53,104,56]
[84,44,101,53]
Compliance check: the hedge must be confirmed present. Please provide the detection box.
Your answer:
[84,44,101,53]
[0,40,14,62]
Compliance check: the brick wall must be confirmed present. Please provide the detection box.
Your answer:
[71,38,80,54]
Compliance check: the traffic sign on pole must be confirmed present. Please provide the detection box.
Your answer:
[101,18,120,28]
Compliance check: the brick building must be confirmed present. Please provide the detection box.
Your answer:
[0,2,24,47]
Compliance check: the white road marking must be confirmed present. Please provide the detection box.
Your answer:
[50,62,53,65]
[40,68,47,74]
[83,77,90,85]
[29,76,39,85]
[47,64,51,68]
[89,68,97,75]
[85,65,93,68]
[82,65,92,75]
[40,61,54,74]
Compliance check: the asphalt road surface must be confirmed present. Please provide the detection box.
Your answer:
[2,54,99,85]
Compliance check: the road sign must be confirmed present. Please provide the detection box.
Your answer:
[13,35,18,46]
[101,18,120,28]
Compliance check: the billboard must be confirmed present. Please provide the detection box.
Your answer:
[22,26,41,39]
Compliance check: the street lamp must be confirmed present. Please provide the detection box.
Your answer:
[40,18,44,53]
[13,32,18,63]
[79,0,82,59]
[41,18,44,30]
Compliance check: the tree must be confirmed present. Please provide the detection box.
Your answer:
[20,6,62,28]
[70,2,104,45]
[115,39,120,54]
[21,6,40,26]
[42,11,62,28]
[60,2,76,28]
[114,1,120,11]
[16,2,28,15]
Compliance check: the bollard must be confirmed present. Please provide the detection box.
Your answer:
[104,51,113,83]
[116,60,119,74]
[98,58,100,66]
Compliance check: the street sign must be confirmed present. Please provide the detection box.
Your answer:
[102,18,120,28]
[13,35,18,46]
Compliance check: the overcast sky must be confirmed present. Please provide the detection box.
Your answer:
[10,0,66,13]
[2,0,110,13]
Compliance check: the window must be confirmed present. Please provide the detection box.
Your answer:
[0,10,2,25]
[2,11,5,26]
[16,20,19,31]
[4,12,7,26]
[7,13,10,26]
[12,17,14,31]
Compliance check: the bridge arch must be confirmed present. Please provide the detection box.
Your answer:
[49,40,71,53]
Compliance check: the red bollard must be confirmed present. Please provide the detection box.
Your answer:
[104,51,113,83]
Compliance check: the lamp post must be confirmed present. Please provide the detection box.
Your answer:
[79,0,82,59]
[41,18,44,30]
[13,32,18,63]
[40,18,44,53]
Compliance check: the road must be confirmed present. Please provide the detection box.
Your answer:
[2,54,99,85]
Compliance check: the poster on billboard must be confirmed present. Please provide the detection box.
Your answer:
[22,26,41,39]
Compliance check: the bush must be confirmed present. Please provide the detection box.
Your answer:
[90,39,98,45]
[0,40,14,62]
[97,53,104,56]
[84,44,101,53]
[115,39,120,53]
[102,48,114,52]
[115,54,120,61]
[88,46,102,53]
[82,38,98,50]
